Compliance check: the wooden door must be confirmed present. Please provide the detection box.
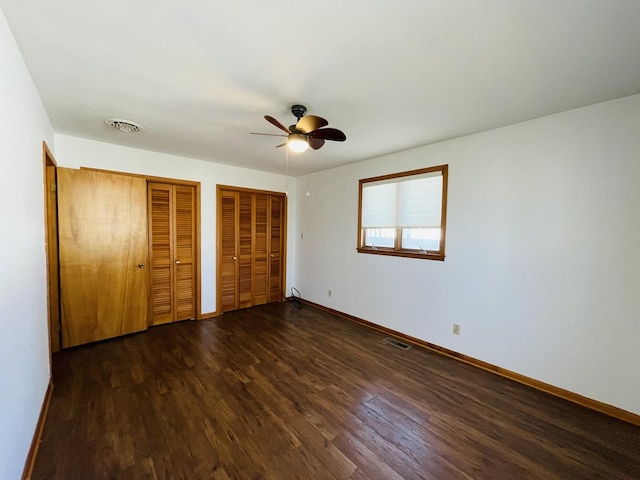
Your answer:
[218,186,286,313]
[219,190,239,312]
[148,183,196,325]
[174,185,196,320]
[148,184,174,325]
[58,168,148,347]
[237,192,253,309]
[269,195,284,303]
[253,194,269,306]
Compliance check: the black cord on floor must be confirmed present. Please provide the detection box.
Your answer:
[287,287,303,309]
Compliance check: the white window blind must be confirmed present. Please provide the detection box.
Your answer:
[361,171,442,229]
[361,182,397,228]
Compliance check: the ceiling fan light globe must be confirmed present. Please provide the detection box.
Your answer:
[287,135,309,153]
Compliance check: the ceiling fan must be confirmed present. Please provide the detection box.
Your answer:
[251,104,346,153]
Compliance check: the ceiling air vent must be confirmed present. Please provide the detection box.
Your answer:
[105,119,143,133]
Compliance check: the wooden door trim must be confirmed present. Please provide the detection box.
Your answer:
[80,167,202,320]
[80,167,199,187]
[42,141,60,360]
[195,184,202,320]
[281,195,288,302]
[218,184,285,197]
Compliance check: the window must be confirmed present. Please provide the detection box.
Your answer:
[357,164,448,260]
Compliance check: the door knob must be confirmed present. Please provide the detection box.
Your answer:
[138,263,145,268]
[232,256,237,260]
[175,260,181,264]
[270,254,274,258]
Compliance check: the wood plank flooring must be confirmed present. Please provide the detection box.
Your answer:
[32,303,640,479]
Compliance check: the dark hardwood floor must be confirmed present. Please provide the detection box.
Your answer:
[32,303,640,479]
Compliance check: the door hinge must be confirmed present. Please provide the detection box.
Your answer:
[50,182,57,192]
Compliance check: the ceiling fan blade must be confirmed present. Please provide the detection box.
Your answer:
[250,132,288,137]
[296,115,329,134]
[309,137,325,150]
[308,127,346,142]
[265,115,291,133]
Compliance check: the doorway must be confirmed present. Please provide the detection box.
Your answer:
[42,141,60,355]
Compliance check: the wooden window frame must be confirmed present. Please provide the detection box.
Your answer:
[357,164,448,261]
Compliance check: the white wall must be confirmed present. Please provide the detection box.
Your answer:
[54,135,297,315]
[2,9,637,479]
[0,8,55,480]
[295,94,640,416]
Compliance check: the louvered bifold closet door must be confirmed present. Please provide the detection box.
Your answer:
[148,183,174,325]
[269,195,284,303]
[174,186,196,320]
[148,183,196,325]
[253,194,269,306]
[218,186,286,313]
[219,191,239,312]
[238,192,253,309]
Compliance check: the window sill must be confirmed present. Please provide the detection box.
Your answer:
[357,247,445,261]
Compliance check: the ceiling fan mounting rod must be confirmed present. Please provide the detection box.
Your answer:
[291,104,307,120]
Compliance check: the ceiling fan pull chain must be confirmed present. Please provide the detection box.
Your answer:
[285,147,289,196]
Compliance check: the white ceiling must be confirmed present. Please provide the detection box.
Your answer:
[2,1,640,176]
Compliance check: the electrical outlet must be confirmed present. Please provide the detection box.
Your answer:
[453,324,461,335]
[328,289,332,297]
